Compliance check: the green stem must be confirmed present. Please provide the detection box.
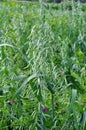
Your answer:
[38,78,44,130]
[52,94,54,126]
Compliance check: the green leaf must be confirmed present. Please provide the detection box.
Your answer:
[13,74,43,98]
[0,44,14,48]
[71,89,77,104]
[79,112,86,129]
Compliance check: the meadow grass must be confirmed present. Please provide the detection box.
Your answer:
[0,1,86,129]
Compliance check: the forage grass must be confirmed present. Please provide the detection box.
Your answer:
[0,1,86,129]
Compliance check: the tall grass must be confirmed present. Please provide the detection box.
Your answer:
[0,1,86,129]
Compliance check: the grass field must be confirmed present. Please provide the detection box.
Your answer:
[0,1,86,129]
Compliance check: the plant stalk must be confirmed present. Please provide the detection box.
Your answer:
[38,78,44,130]
[52,94,54,126]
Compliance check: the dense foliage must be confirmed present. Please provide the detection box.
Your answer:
[0,1,86,129]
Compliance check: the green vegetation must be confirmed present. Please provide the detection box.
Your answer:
[0,1,86,129]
